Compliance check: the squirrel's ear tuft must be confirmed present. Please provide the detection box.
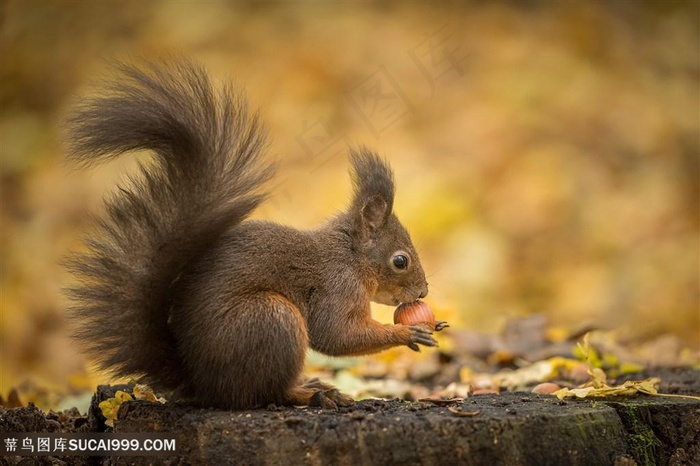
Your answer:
[349,148,395,235]
[350,147,394,208]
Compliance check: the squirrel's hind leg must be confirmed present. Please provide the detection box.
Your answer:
[177,291,353,410]
[177,292,308,410]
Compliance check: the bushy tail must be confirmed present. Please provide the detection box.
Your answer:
[65,61,272,390]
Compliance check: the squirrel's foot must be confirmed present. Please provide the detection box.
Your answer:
[406,324,438,352]
[309,388,354,410]
[287,385,354,410]
[301,378,354,406]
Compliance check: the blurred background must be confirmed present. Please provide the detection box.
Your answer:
[1,1,698,408]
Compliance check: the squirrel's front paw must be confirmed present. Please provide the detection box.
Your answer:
[406,324,438,352]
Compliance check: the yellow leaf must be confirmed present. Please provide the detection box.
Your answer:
[98,390,133,427]
[569,387,595,398]
[552,377,700,402]
[133,384,166,403]
[459,366,474,384]
[619,362,644,374]
[589,367,607,388]
[114,390,133,403]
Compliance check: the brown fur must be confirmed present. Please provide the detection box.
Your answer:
[66,60,435,410]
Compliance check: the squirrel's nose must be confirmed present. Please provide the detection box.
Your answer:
[418,285,428,299]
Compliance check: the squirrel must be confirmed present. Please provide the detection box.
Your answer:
[66,60,441,410]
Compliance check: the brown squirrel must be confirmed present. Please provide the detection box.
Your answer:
[66,61,441,410]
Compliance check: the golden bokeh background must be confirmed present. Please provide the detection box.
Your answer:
[1,1,698,402]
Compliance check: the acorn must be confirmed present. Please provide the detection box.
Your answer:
[393,300,435,327]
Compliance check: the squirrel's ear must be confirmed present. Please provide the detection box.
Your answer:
[361,195,390,232]
[348,148,395,242]
[349,147,395,236]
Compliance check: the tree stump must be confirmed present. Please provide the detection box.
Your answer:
[111,391,699,465]
[2,369,698,465]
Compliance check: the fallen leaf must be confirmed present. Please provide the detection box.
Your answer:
[448,406,481,417]
[132,384,166,403]
[553,377,700,401]
[98,390,133,427]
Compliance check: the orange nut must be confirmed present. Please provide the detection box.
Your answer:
[393,300,435,326]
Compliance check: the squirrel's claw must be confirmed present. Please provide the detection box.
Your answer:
[309,388,354,410]
[309,390,338,409]
[326,389,354,407]
[435,321,449,332]
[407,324,438,351]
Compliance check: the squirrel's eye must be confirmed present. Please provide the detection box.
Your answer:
[391,253,410,271]
[393,255,408,269]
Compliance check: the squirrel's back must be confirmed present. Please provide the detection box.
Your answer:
[66,61,273,391]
